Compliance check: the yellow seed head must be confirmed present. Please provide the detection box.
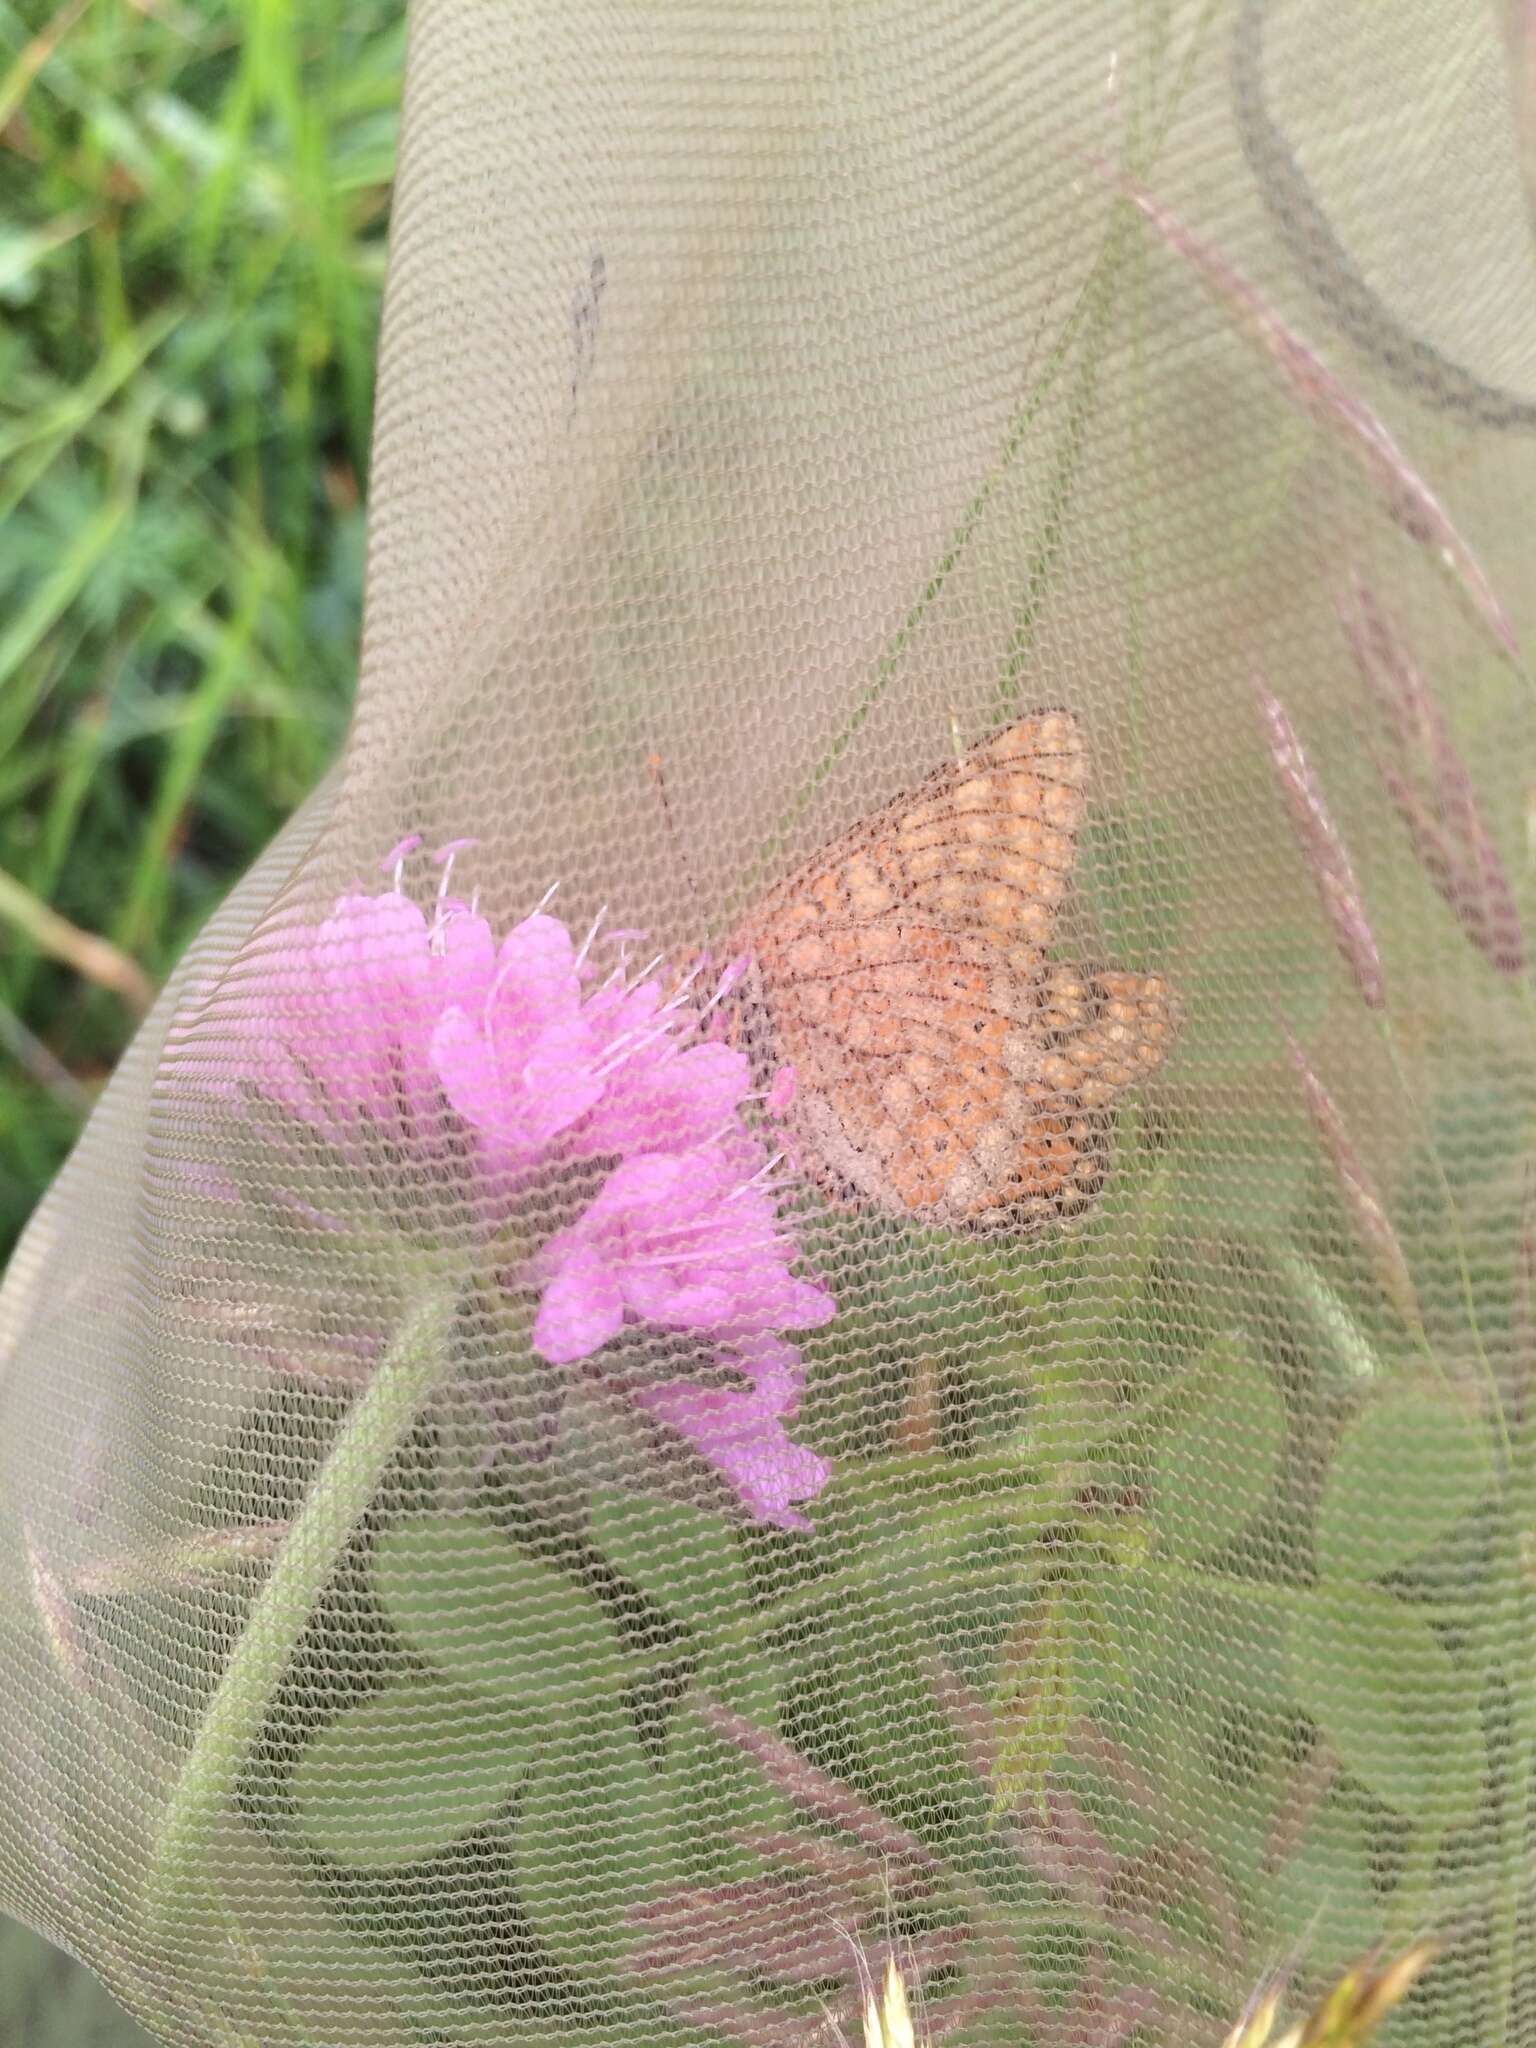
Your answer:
[862,1987,882,2048]
[1221,1982,1283,2048]
[863,1957,918,2048]
[1228,1940,1438,2048]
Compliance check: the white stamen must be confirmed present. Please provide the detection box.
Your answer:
[428,845,473,950]
[730,1149,788,1196]
[485,943,531,1016]
[617,1203,789,1252]
[591,1028,671,1080]
[705,954,750,1013]
[573,905,608,973]
[659,958,708,1011]
[618,1231,787,1268]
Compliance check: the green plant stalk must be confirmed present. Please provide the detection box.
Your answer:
[723,272,1101,924]
[1379,987,1522,2037]
[142,1282,453,1930]
[729,0,1225,926]
[1375,1018,1512,1467]
[1377,1006,1529,2035]
[988,236,1117,723]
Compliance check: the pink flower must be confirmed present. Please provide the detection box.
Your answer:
[200,882,496,1159]
[531,1143,836,1366]
[166,840,841,1528]
[437,939,754,1163]
[633,1337,831,1530]
[430,913,605,1163]
[571,971,752,1156]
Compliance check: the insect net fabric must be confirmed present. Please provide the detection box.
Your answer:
[2,3,1536,2043]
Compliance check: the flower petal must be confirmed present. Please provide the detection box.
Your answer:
[634,1374,830,1529]
[431,1005,505,1134]
[780,1276,839,1330]
[533,1244,626,1364]
[583,1150,690,1221]
[520,1036,607,1146]
[495,912,585,1012]
[577,1038,753,1156]
[621,1274,738,1328]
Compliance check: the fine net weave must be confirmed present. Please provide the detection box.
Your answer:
[3,6,1536,2044]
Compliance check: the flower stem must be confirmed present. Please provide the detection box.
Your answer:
[142,1283,454,1930]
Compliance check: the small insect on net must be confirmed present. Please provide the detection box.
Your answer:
[3,5,1535,2044]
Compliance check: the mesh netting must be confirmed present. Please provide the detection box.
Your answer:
[4,4,1536,2043]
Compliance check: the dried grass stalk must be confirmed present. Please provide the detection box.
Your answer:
[1342,580,1525,975]
[1256,679,1385,1009]
[1286,1030,1422,1333]
[1123,176,1518,664]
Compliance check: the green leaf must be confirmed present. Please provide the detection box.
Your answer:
[1151,1334,1285,1564]
[187,1829,489,2044]
[292,1679,534,1868]
[1265,1805,1383,1967]
[667,1648,791,1884]
[1315,1390,1493,1582]
[992,1602,1075,1820]
[832,1591,979,1839]
[1288,1585,1483,1821]
[1070,1570,1299,1885]
[515,1704,680,1982]
[1277,1249,1385,1388]
[589,1489,747,1637]
[375,1511,629,1700]
[1135,1580,1290,1725]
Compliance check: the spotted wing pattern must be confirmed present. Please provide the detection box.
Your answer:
[736,712,1175,1230]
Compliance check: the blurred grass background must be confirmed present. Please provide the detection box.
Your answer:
[0,0,404,2033]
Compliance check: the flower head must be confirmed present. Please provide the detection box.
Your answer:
[861,1953,921,2048]
[195,870,497,1162]
[1342,580,1525,976]
[1255,677,1384,1009]
[1222,1940,1437,2048]
[429,919,754,1167]
[531,1142,835,1365]
[169,840,838,1530]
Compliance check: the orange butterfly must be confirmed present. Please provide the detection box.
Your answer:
[735,711,1175,1231]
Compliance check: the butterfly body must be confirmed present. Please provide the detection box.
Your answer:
[735,712,1175,1232]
